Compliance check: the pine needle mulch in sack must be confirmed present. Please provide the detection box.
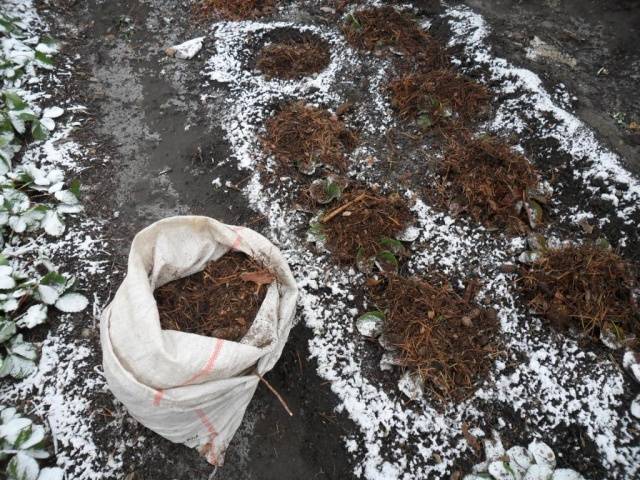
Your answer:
[262,102,358,174]
[518,244,640,345]
[388,69,490,131]
[374,274,501,403]
[434,133,543,232]
[154,252,274,341]
[256,33,331,80]
[196,0,277,20]
[342,6,449,69]
[319,189,413,264]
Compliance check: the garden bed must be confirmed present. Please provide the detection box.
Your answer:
[316,188,413,265]
[371,274,501,404]
[262,102,358,175]
[518,243,640,345]
[255,30,331,80]
[434,133,545,231]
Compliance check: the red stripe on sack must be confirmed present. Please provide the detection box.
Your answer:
[195,408,219,464]
[184,338,225,385]
[229,226,244,251]
[230,234,242,251]
[153,389,165,406]
[151,338,224,407]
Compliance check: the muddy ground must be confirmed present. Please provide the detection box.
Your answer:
[40,0,640,478]
[459,0,640,175]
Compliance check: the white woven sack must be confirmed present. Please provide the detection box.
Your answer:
[100,216,298,464]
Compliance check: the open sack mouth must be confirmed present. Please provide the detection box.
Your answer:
[154,251,275,342]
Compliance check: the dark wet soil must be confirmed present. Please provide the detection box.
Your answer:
[457,0,640,175]
[39,0,640,478]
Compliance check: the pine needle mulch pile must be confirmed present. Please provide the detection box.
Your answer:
[519,244,640,344]
[434,134,542,231]
[262,102,358,174]
[196,0,276,20]
[374,275,501,403]
[154,252,274,341]
[342,6,449,69]
[388,70,490,131]
[319,189,413,264]
[256,35,331,80]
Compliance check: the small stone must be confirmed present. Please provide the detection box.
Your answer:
[166,36,204,60]
[471,461,488,473]
[550,468,586,480]
[396,225,420,242]
[355,312,384,337]
[527,441,556,470]
[488,460,519,480]
[398,371,424,400]
[622,350,640,384]
[379,351,402,371]
[523,464,553,480]
[378,334,399,352]
[631,393,640,419]
[507,446,533,474]
[483,430,505,463]
[599,327,623,350]
[518,251,540,265]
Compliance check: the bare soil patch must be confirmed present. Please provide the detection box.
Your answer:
[435,133,544,231]
[256,32,331,80]
[389,69,490,131]
[196,0,277,20]
[518,244,640,344]
[154,252,274,341]
[319,188,413,264]
[262,102,358,174]
[373,274,501,403]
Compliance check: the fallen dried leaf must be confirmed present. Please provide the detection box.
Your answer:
[240,270,275,286]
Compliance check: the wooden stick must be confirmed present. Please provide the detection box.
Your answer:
[321,192,367,223]
[255,372,293,417]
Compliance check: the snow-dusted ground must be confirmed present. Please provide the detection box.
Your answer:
[0,1,118,478]
[1,0,639,479]
[201,2,640,479]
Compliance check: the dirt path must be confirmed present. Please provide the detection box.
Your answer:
[50,0,354,478]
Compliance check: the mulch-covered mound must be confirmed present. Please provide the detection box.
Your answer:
[389,69,490,130]
[154,252,274,341]
[519,244,640,344]
[256,34,331,80]
[435,134,543,231]
[262,102,358,174]
[342,6,448,68]
[196,0,276,20]
[374,274,501,403]
[343,6,426,52]
[319,189,413,264]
